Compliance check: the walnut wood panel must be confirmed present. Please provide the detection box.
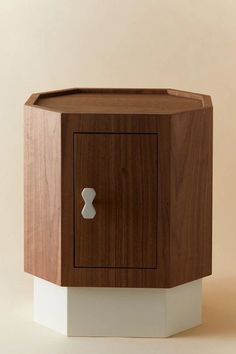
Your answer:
[74,133,158,269]
[169,108,213,286]
[27,88,212,115]
[35,92,203,114]
[61,114,171,287]
[24,106,61,284]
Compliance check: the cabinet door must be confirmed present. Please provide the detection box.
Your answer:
[74,133,158,269]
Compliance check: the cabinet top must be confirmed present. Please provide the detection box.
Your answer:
[25,88,212,115]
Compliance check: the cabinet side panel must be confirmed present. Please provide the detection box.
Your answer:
[170,108,213,286]
[24,106,61,284]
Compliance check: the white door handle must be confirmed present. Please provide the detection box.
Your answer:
[81,188,96,219]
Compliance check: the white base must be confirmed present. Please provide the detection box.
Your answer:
[34,277,202,337]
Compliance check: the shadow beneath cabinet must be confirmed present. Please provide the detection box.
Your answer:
[175,276,236,339]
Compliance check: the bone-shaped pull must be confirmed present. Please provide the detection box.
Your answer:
[81,188,96,219]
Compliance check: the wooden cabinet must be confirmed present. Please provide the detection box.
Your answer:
[24,88,212,288]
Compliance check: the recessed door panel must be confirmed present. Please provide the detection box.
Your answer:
[74,133,158,269]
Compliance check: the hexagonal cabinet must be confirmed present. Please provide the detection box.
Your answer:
[24,88,212,337]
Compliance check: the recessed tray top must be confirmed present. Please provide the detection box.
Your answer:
[26,88,212,114]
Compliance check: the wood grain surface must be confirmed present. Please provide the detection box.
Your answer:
[74,133,158,269]
[24,88,213,288]
[35,92,203,114]
[60,113,171,287]
[24,106,61,284]
[169,108,213,285]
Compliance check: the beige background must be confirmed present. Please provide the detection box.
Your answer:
[0,0,236,352]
